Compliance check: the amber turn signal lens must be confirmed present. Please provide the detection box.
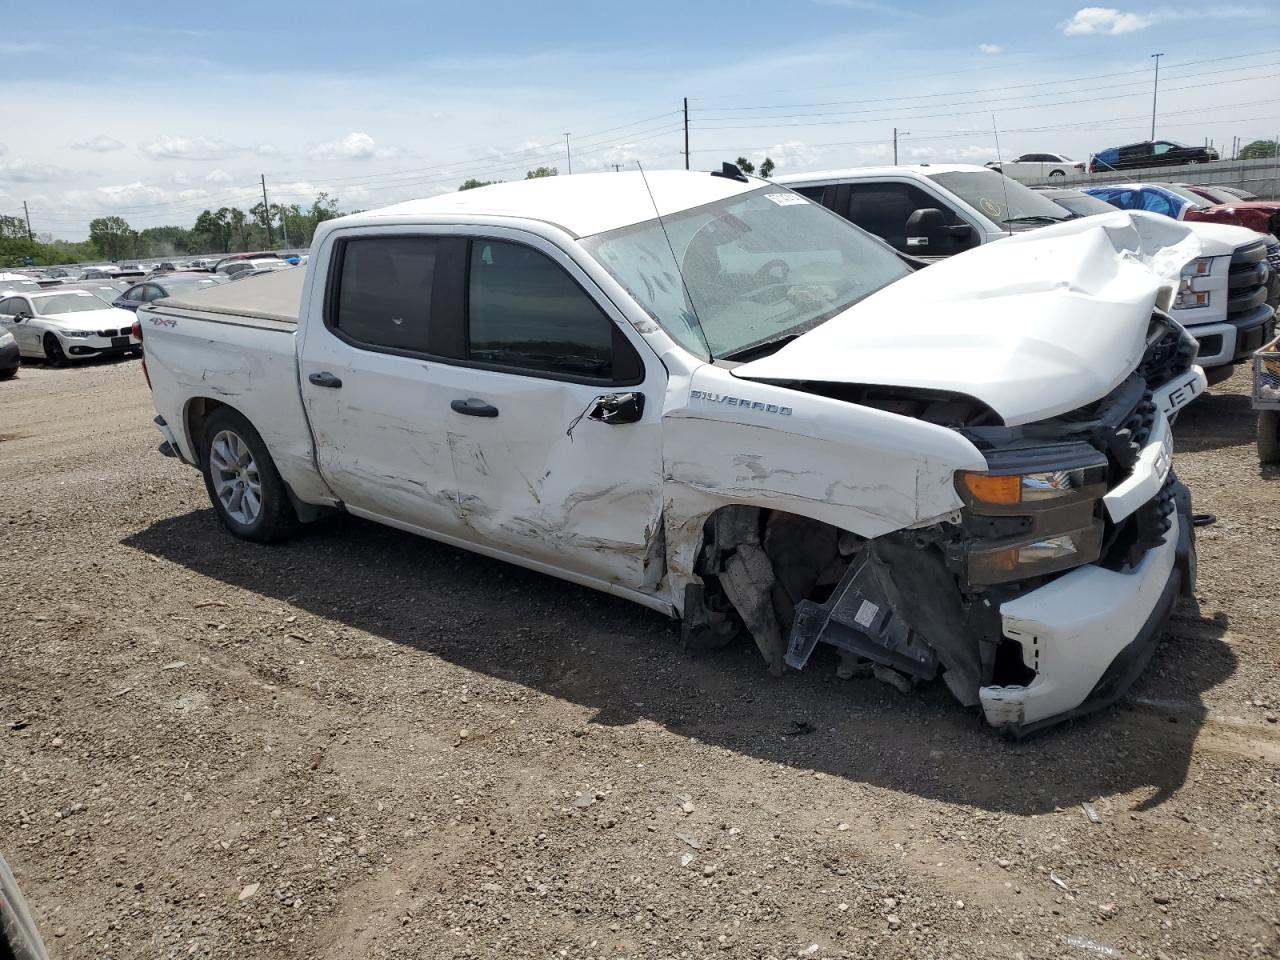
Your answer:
[961,472,1022,506]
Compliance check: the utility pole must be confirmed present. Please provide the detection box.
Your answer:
[564,133,572,175]
[1150,52,1164,141]
[612,164,622,172]
[260,174,274,249]
[683,97,690,170]
[22,201,32,241]
[893,128,909,165]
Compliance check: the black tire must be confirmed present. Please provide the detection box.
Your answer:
[43,334,67,367]
[1259,410,1280,465]
[0,365,16,381]
[1049,169,1066,178]
[200,407,299,543]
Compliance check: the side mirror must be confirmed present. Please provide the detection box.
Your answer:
[13,312,28,322]
[904,208,948,251]
[588,392,645,425]
[905,209,976,253]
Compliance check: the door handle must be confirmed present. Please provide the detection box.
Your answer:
[451,397,499,418]
[308,371,343,389]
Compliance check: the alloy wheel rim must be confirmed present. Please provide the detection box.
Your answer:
[209,430,262,526]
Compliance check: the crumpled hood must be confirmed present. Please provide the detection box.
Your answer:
[734,210,1202,426]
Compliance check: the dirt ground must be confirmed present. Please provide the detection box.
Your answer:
[1,356,1277,960]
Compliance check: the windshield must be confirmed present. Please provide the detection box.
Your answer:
[581,188,911,360]
[1050,192,1118,217]
[33,293,108,315]
[1,278,41,292]
[1191,186,1240,204]
[163,275,222,292]
[926,171,1071,231]
[1160,184,1210,209]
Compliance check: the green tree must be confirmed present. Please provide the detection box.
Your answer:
[525,166,558,179]
[734,156,777,177]
[228,208,251,251]
[88,216,136,260]
[1239,139,1278,160]
[194,208,233,252]
[0,214,27,240]
[459,178,496,191]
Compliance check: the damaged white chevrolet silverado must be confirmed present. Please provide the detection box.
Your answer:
[136,169,1206,736]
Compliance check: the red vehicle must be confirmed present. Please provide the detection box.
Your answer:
[1158,182,1280,237]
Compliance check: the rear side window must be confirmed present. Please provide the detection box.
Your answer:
[842,182,955,251]
[332,237,441,353]
[467,239,634,382]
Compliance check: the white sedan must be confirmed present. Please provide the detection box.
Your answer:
[0,289,139,365]
[986,153,1084,182]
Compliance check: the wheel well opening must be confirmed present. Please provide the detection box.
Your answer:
[185,397,228,464]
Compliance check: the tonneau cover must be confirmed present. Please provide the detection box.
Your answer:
[156,267,303,323]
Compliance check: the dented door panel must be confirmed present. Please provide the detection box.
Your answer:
[446,365,665,588]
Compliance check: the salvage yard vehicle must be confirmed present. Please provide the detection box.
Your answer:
[0,289,139,364]
[1089,139,1218,173]
[138,170,1206,736]
[112,272,225,312]
[779,166,1276,386]
[985,152,1083,181]
[0,328,18,379]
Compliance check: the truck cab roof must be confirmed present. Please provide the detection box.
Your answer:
[336,170,764,239]
[776,163,991,184]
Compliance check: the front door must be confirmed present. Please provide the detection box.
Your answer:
[0,297,38,354]
[441,236,666,589]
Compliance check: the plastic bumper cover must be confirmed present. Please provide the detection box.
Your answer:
[0,339,18,371]
[979,482,1194,735]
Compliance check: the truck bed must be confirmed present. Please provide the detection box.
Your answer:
[156,268,303,326]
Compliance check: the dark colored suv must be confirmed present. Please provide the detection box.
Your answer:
[1090,140,1219,173]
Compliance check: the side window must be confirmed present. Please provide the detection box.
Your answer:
[843,182,956,251]
[467,239,632,382]
[0,297,17,315]
[1152,142,1172,155]
[124,285,144,301]
[144,285,166,302]
[791,186,825,202]
[331,236,442,354]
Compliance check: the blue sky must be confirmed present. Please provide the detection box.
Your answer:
[2,1,1277,238]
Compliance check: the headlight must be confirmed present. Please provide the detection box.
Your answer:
[956,443,1108,585]
[1181,257,1212,278]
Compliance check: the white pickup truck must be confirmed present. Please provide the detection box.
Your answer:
[137,169,1206,736]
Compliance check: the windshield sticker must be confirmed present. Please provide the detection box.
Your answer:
[764,193,808,206]
[978,197,1002,217]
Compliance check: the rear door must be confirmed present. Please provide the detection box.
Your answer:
[296,230,472,539]
[0,297,38,353]
[441,233,666,589]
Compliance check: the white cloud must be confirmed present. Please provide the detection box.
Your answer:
[0,142,6,158]
[0,159,73,182]
[1059,7,1152,34]
[71,134,126,153]
[978,43,1003,54]
[205,168,233,183]
[754,141,823,173]
[256,143,281,158]
[307,131,395,161]
[141,135,241,161]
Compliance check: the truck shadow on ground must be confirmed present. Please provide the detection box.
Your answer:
[125,509,1235,817]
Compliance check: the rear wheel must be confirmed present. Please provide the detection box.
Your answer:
[1259,410,1280,464]
[200,407,299,543]
[1049,169,1066,178]
[42,334,67,367]
[0,366,16,381]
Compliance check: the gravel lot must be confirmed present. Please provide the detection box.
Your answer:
[1,357,1278,960]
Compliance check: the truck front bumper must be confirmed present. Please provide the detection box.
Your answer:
[978,483,1195,736]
